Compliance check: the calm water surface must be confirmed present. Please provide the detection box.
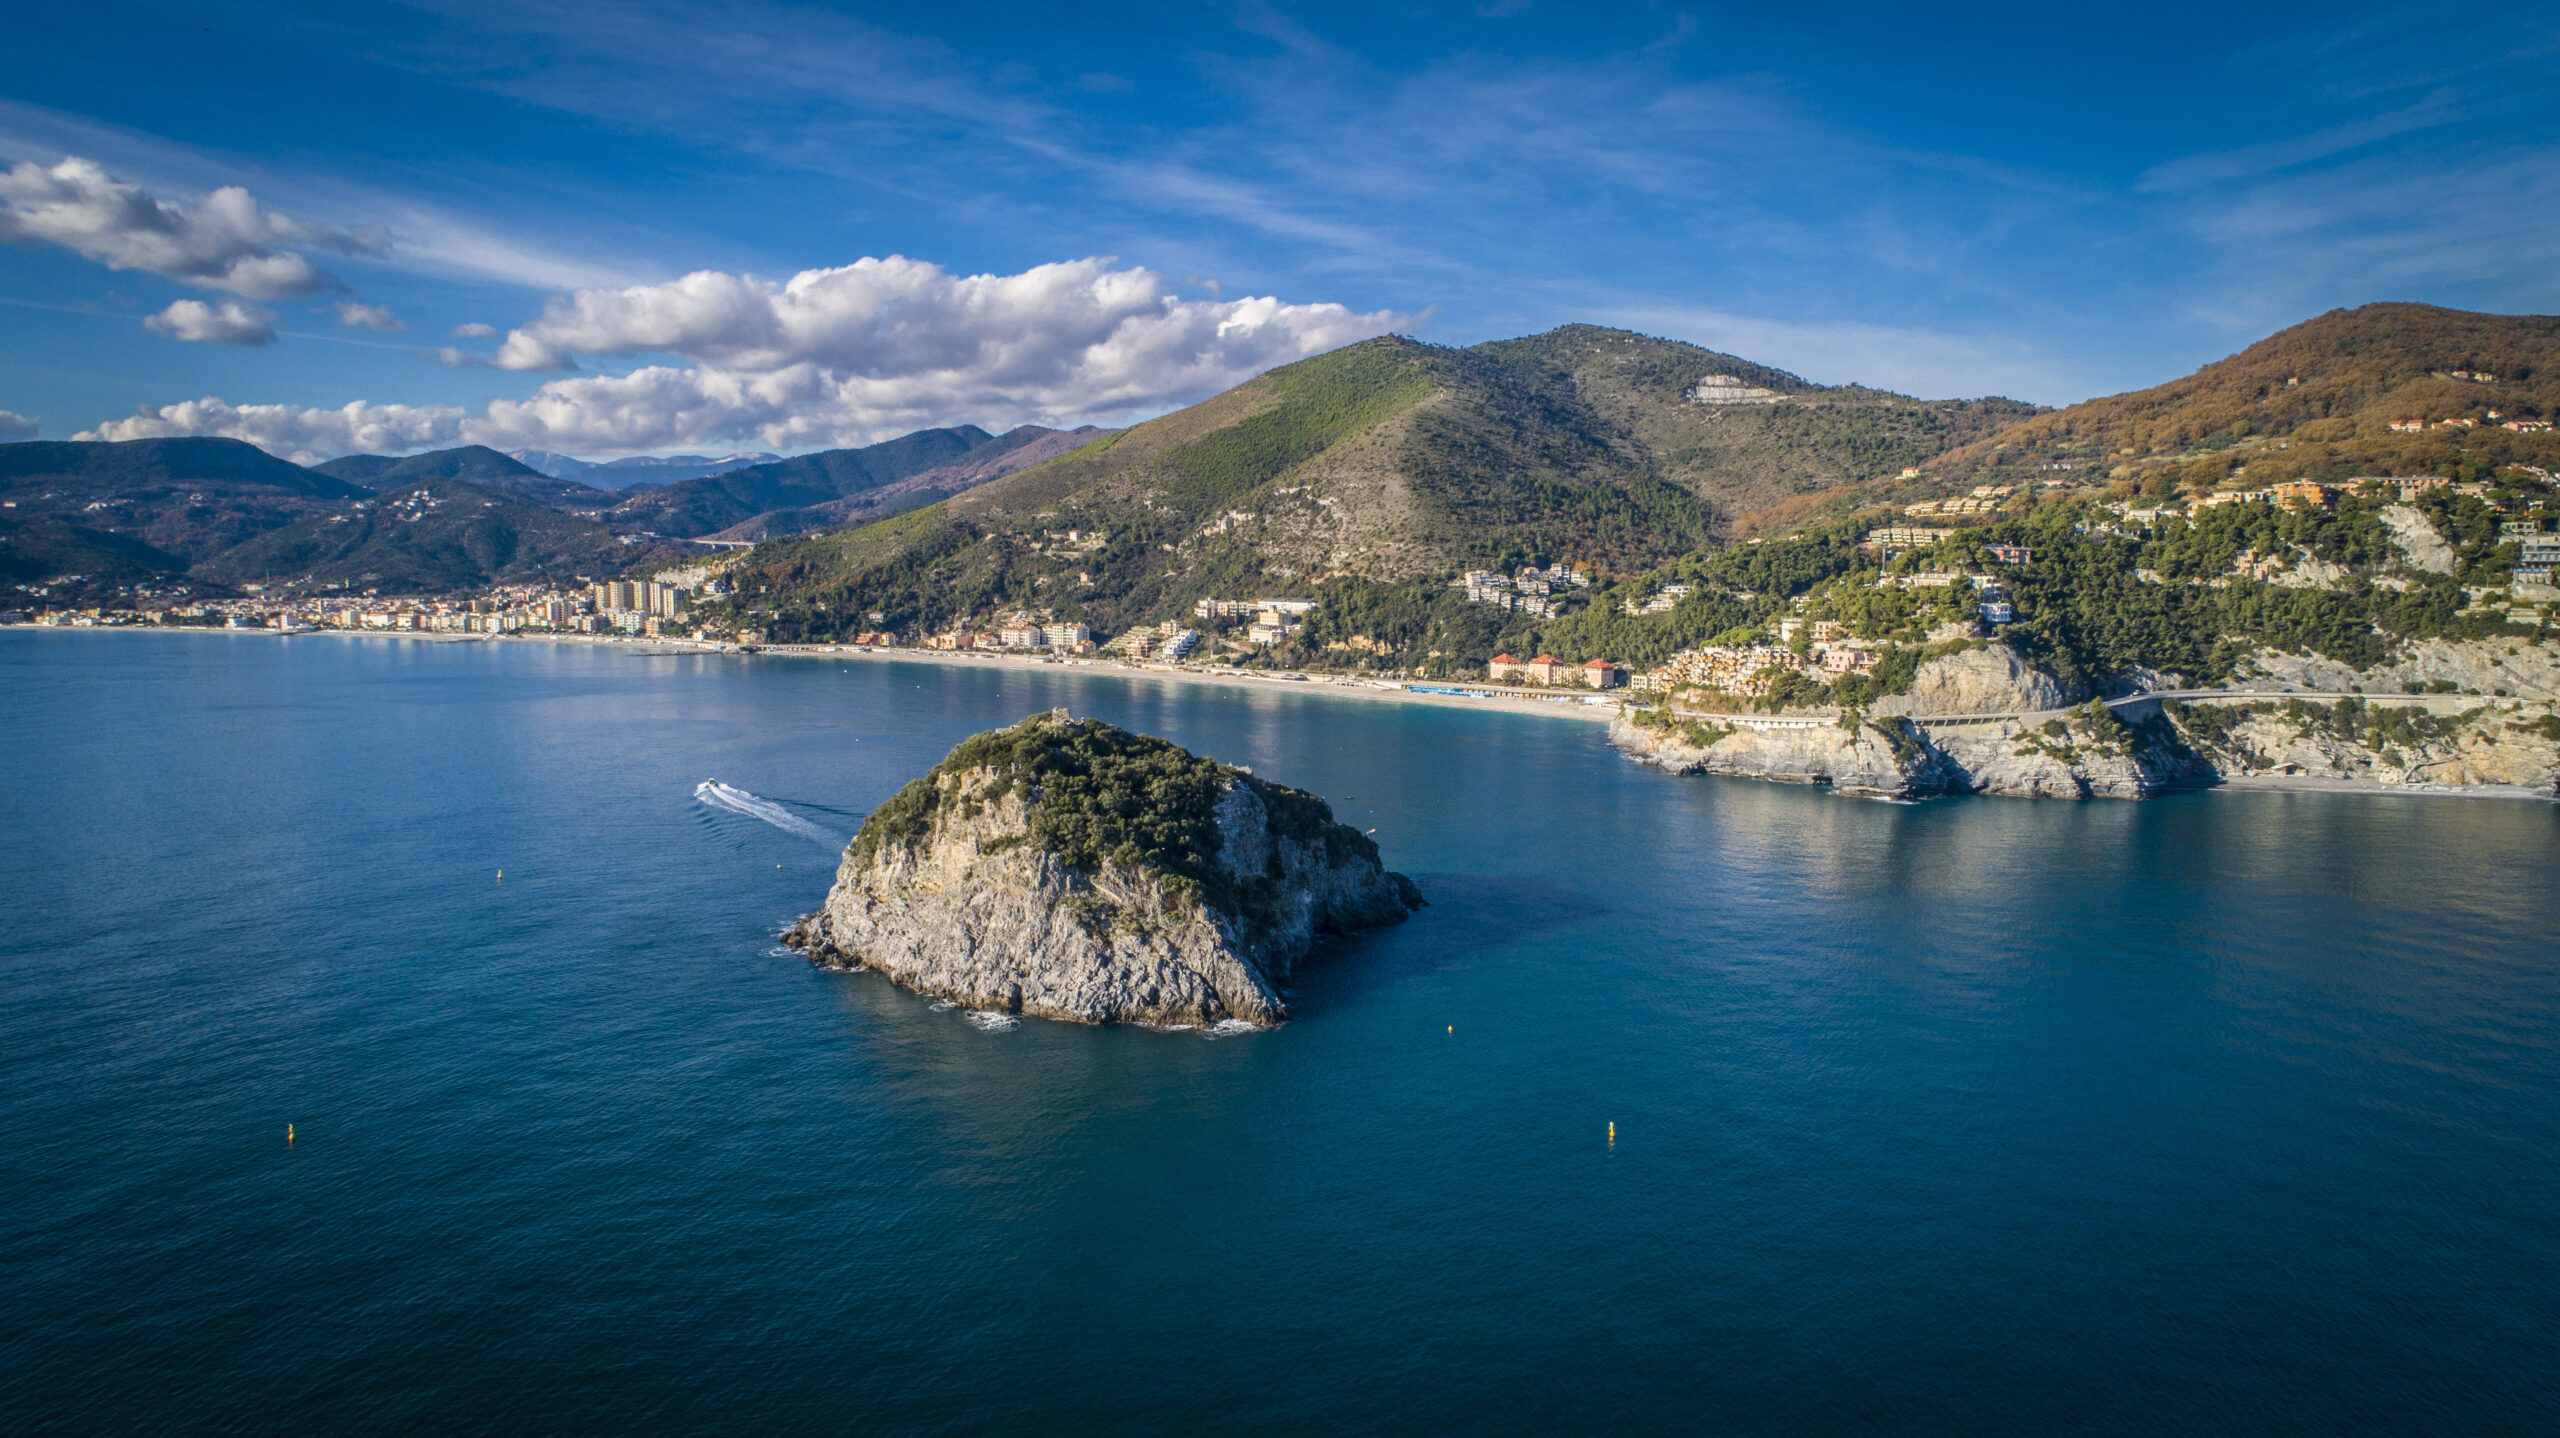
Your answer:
[3,631,2556,1434]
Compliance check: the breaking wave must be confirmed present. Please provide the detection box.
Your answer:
[694,779,843,846]
[962,1011,1021,1031]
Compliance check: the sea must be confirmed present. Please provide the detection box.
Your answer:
[3,630,2557,1434]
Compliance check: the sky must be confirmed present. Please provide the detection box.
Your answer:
[0,0,2552,462]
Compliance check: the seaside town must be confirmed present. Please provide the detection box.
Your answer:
[12,475,2555,711]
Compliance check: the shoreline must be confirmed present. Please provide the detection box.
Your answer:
[8,623,1628,726]
[22,625,2552,801]
[2202,771,2555,802]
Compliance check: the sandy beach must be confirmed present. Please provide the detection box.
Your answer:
[21,623,1631,725]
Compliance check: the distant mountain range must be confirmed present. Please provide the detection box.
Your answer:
[314,445,616,511]
[637,424,1117,543]
[0,423,1112,602]
[10,304,2554,616]
[506,450,782,487]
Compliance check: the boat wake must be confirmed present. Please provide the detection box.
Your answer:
[694,780,844,846]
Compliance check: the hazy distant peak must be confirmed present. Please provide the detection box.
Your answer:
[504,449,783,487]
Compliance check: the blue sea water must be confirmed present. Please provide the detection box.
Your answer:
[3,630,2557,1434]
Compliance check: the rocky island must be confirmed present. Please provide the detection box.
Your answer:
[786,710,1422,1025]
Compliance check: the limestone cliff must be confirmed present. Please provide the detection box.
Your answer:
[1872,643,2083,717]
[1613,701,2210,801]
[786,710,1422,1025]
[1610,714,1940,797]
[2238,637,2560,703]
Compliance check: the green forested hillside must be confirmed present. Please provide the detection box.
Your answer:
[314,445,612,511]
[605,426,1002,537]
[0,438,371,566]
[702,327,2031,643]
[195,479,691,592]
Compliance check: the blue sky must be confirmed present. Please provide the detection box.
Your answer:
[0,0,2553,460]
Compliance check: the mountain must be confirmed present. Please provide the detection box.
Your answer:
[704,327,2037,643]
[0,513,210,605]
[193,478,694,594]
[1920,303,2560,498]
[0,438,371,568]
[696,425,1118,542]
[506,449,781,488]
[604,425,1021,537]
[314,445,615,511]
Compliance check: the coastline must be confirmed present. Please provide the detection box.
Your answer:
[2203,771,2556,802]
[7,623,1628,725]
[23,626,2552,801]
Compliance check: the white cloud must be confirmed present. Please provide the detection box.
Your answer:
[144,299,276,346]
[450,321,498,338]
[0,409,36,441]
[0,156,381,299]
[78,396,467,464]
[435,346,489,368]
[335,301,402,330]
[85,255,1409,457]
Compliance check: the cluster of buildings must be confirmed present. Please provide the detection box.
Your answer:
[591,580,691,622]
[1623,582,1694,615]
[901,598,1302,658]
[1880,570,2016,624]
[1630,621,1881,698]
[1110,622,1205,660]
[10,577,710,637]
[1457,564,1588,617]
[1193,596,1317,645]
[1903,485,2016,517]
[1485,654,1624,687]
[2196,475,2503,510]
[1685,374,1783,405]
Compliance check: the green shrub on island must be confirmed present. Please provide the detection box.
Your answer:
[849,712,1387,931]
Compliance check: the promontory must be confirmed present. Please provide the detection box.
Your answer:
[786,710,1422,1025]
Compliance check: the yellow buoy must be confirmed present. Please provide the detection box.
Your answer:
[1447,1025,1452,1034]
[1607,1121,1616,1144]
[286,1124,295,1144]
[496,869,503,882]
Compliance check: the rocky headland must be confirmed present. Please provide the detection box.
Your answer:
[786,710,1422,1025]
[1613,640,2560,801]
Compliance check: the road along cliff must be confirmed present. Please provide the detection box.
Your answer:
[786,710,1422,1025]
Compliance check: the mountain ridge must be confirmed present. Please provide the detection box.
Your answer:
[698,326,2039,643]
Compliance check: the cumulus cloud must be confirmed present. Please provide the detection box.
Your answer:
[434,346,489,368]
[0,156,383,299]
[335,301,402,330]
[77,396,467,465]
[450,321,498,338]
[81,255,1410,458]
[0,409,37,441]
[144,298,275,346]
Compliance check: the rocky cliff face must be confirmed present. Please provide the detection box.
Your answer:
[1615,632,2560,802]
[1873,643,2082,716]
[2169,695,2560,792]
[786,711,1422,1026]
[2239,637,2560,702]
[1613,702,2211,801]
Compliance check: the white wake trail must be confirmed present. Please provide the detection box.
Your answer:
[694,780,843,846]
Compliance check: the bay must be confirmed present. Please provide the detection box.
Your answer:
[3,631,2556,1434]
